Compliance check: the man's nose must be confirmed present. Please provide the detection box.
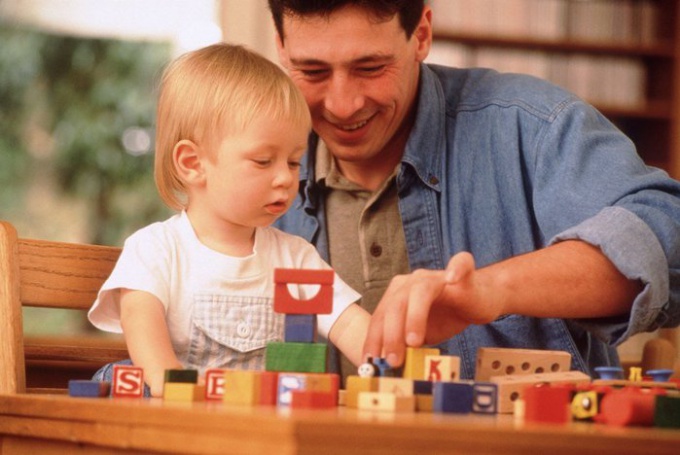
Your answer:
[324,74,364,119]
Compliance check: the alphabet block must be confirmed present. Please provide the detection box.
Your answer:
[346,375,378,408]
[265,341,327,373]
[424,355,461,382]
[490,370,590,413]
[475,347,572,381]
[403,347,440,380]
[472,382,498,414]
[274,268,334,314]
[68,380,110,398]
[433,382,474,414]
[259,371,280,406]
[112,365,144,398]
[204,368,226,401]
[357,392,416,412]
[284,314,316,343]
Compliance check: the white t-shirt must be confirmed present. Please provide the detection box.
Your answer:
[88,211,359,372]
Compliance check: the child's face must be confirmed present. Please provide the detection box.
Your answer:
[199,115,308,231]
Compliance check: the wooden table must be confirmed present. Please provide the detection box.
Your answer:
[1,393,679,455]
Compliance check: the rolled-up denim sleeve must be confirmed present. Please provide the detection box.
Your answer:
[550,206,671,345]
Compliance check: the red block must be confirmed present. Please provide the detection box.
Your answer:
[523,385,571,424]
[290,390,337,409]
[204,368,226,401]
[274,268,334,314]
[259,371,280,406]
[598,388,661,427]
[112,365,144,398]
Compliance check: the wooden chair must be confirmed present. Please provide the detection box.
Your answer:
[0,220,128,394]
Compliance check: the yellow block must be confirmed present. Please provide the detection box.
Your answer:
[163,383,206,402]
[223,370,261,406]
[345,375,378,409]
[357,392,416,412]
[403,347,440,380]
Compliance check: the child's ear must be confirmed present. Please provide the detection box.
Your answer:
[173,139,205,185]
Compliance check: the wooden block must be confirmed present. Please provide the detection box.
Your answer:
[265,341,327,373]
[654,395,680,428]
[259,371,280,406]
[472,382,498,414]
[424,355,461,382]
[164,369,198,384]
[377,377,414,397]
[475,347,572,381]
[346,376,378,409]
[490,370,590,413]
[284,314,316,343]
[204,368,226,401]
[598,388,657,427]
[433,382,474,414]
[403,347,440,380]
[274,268,333,314]
[571,390,600,420]
[223,370,261,406]
[277,372,339,406]
[68,380,110,398]
[357,392,416,412]
[290,390,337,409]
[416,394,434,412]
[413,380,433,395]
[523,386,571,424]
[164,383,206,402]
[112,365,144,398]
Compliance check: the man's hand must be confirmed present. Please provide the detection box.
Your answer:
[362,252,502,367]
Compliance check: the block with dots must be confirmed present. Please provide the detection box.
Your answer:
[475,347,572,381]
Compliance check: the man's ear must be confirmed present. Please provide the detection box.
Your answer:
[173,139,205,185]
[413,5,433,62]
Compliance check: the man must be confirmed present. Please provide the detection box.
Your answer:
[268,0,680,380]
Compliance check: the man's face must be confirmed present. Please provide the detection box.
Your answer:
[277,6,431,173]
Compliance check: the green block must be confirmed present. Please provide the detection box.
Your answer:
[265,342,327,373]
[655,395,680,428]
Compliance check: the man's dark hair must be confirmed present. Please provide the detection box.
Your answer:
[268,0,425,42]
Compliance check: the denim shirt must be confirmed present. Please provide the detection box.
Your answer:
[275,63,680,378]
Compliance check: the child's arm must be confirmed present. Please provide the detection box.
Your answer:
[119,289,183,397]
[327,304,371,367]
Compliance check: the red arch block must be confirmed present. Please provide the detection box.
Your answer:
[274,268,334,314]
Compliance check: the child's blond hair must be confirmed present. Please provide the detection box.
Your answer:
[154,43,311,210]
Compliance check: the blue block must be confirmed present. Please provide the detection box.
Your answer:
[433,382,474,414]
[69,380,111,398]
[284,314,316,343]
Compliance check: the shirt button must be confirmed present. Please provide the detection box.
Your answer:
[370,243,383,257]
[237,322,251,338]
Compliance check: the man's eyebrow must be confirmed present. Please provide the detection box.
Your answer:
[289,54,394,67]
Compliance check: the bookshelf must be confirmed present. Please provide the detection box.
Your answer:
[428,0,680,178]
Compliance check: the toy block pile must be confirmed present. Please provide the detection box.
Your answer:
[65,266,680,428]
[69,268,340,409]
